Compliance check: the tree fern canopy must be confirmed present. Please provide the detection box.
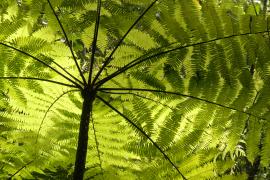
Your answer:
[1,0,270,179]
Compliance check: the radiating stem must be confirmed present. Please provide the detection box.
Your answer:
[90,113,104,174]
[97,95,187,180]
[35,89,79,144]
[0,76,77,88]
[92,0,159,85]
[8,160,35,179]
[98,87,265,120]
[0,42,82,87]
[88,0,102,85]
[96,30,270,88]
[99,90,174,110]
[46,0,87,85]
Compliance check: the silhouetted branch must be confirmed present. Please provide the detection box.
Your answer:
[97,30,270,87]
[97,95,187,180]
[46,0,87,85]
[99,90,174,110]
[0,76,77,88]
[88,0,102,85]
[0,42,82,88]
[90,113,104,174]
[99,87,266,120]
[92,0,159,85]
[35,89,80,144]
[8,160,35,179]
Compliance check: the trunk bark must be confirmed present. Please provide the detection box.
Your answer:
[73,90,94,180]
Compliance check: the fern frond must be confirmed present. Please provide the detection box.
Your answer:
[246,117,262,164]
[2,0,270,179]
[261,122,270,167]
[131,71,166,90]
[46,0,87,85]
[97,95,187,179]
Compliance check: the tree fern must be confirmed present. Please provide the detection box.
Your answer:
[1,0,270,179]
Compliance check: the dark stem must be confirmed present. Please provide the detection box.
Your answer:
[263,0,268,15]
[88,0,102,85]
[249,16,253,34]
[97,95,187,180]
[0,42,82,88]
[245,91,263,179]
[239,92,261,179]
[73,89,95,180]
[35,89,80,144]
[96,30,270,88]
[247,156,261,180]
[246,126,264,180]
[46,0,87,85]
[242,91,260,136]
[1,41,82,85]
[8,160,35,179]
[88,172,103,179]
[251,0,258,16]
[0,76,77,88]
[90,113,104,174]
[267,18,270,44]
[92,0,159,85]
[50,58,84,86]
[247,118,267,180]
[99,90,174,110]
[98,88,266,120]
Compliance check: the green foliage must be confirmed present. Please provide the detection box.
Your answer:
[0,0,270,179]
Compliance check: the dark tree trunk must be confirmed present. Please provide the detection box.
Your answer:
[247,156,261,180]
[73,89,94,180]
